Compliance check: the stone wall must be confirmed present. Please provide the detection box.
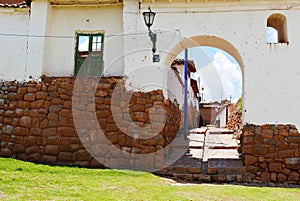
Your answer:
[0,77,181,168]
[240,124,300,184]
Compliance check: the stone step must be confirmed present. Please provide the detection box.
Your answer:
[207,158,245,175]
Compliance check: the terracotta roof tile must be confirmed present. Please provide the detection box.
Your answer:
[0,0,30,8]
[171,58,197,73]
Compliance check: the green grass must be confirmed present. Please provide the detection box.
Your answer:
[0,158,299,201]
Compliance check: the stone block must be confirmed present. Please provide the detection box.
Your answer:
[277,173,287,182]
[261,171,270,182]
[25,146,39,155]
[207,167,217,174]
[31,100,44,109]
[243,136,254,145]
[13,127,28,136]
[28,153,41,162]
[284,157,300,169]
[19,116,32,128]
[2,125,13,134]
[45,145,59,156]
[244,155,257,166]
[41,155,57,163]
[242,145,254,154]
[77,150,91,161]
[106,124,119,132]
[277,150,295,158]
[11,136,23,144]
[261,129,273,139]
[106,132,119,144]
[17,87,27,95]
[36,91,48,100]
[58,127,77,137]
[282,168,291,176]
[276,140,289,151]
[269,163,282,173]
[47,136,59,145]
[288,172,299,181]
[27,87,37,93]
[29,128,42,136]
[278,129,289,137]
[4,110,14,118]
[287,137,300,143]
[24,93,35,101]
[18,101,31,109]
[271,173,277,182]
[246,166,258,174]
[13,144,25,154]
[289,129,299,137]
[58,152,72,162]
[0,148,12,157]
[23,136,37,147]
[211,174,227,183]
[226,175,236,182]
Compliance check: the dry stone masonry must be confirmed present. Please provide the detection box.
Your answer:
[0,77,181,168]
[240,124,300,185]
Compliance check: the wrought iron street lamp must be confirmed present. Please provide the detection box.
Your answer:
[142,6,160,62]
[143,6,156,29]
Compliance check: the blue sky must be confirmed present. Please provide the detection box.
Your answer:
[177,28,277,103]
[178,46,242,103]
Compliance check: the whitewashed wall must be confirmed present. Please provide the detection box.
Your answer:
[0,8,29,81]
[123,0,300,129]
[42,4,124,77]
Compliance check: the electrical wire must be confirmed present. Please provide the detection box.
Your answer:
[0,29,179,39]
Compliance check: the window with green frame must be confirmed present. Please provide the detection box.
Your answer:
[75,32,104,76]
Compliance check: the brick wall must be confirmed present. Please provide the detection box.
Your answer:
[0,77,181,168]
[240,124,300,184]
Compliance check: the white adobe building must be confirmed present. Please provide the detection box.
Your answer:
[0,0,300,129]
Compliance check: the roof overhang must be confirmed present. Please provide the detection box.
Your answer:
[49,0,122,6]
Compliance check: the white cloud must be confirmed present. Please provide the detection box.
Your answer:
[198,51,242,103]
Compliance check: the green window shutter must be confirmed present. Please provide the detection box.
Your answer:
[75,32,104,77]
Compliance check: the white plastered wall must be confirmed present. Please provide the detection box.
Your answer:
[0,8,29,81]
[43,4,124,77]
[123,0,300,129]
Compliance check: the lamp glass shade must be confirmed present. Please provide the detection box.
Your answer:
[143,10,156,29]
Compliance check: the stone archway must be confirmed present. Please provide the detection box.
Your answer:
[165,35,245,122]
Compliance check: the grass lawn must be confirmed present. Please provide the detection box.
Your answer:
[0,158,299,201]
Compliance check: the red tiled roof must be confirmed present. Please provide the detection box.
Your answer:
[171,59,197,73]
[0,0,30,8]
